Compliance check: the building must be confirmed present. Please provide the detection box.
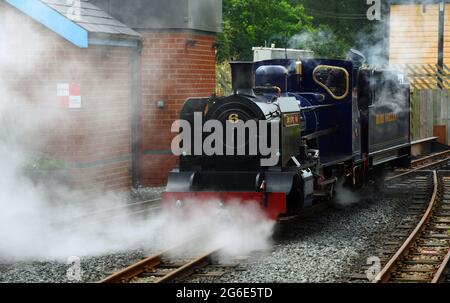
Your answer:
[388,0,450,146]
[1,0,142,192]
[90,0,222,186]
[252,47,313,62]
[1,0,221,191]
[388,0,450,66]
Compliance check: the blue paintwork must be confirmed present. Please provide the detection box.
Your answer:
[302,59,354,158]
[6,0,88,48]
[256,65,289,91]
[254,58,356,164]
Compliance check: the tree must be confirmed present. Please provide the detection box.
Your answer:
[288,25,350,59]
[299,0,372,46]
[217,0,313,62]
[217,0,359,62]
[296,0,389,63]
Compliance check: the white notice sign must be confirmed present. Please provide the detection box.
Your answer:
[57,83,70,97]
[69,96,82,109]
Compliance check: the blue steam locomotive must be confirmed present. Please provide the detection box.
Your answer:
[163,50,411,220]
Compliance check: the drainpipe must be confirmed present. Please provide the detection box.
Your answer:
[131,40,143,188]
[438,0,445,89]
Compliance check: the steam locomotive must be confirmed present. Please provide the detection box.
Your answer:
[163,50,411,220]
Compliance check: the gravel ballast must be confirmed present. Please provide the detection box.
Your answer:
[208,187,412,283]
[0,251,147,283]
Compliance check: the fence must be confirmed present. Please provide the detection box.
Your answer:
[388,64,450,145]
[391,64,450,90]
[410,89,450,144]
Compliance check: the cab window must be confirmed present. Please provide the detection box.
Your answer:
[313,65,350,100]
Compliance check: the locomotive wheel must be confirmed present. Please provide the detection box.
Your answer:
[286,174,304,215]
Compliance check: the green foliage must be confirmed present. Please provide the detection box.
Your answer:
[216,61,232,96]
[296,0,387,62]
[289,25,349,59]
[218,0,313,62]
[217,0,357,62]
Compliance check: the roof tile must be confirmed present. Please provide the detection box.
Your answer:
[40,0,141,38]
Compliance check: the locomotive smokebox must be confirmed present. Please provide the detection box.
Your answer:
[230,61,256,97]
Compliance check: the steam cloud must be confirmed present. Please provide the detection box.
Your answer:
[0,6,274,263]
[334,181,360,207]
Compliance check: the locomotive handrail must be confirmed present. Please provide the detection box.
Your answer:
[312,65,350,100]
[302,127,337,141]
[300,104,334,112]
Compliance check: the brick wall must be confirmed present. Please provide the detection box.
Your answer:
[1,4,133,192]
[139,32,217,186]
[2,3,218,191]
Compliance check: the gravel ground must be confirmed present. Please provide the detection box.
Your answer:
[128,187,165,202]
[0,250,147,283]
[204,186,412,283]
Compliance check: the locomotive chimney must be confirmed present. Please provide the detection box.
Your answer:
[230,61,256,97]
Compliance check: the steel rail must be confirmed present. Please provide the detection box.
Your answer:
[154,250,219,283]
[99,252,165,283]
[374,171,438,283]
[373,171,450,283]
[100,242,218,283]
[72,198,162,220]
[386,157,450,182]
[411,150,450,168]
[53,198,162,228]
[432,249,450,283]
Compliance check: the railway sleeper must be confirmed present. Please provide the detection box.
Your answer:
[417,240,450,246]
[428,225,450,230]
[396,266,438,273]
[403,259,442,265]
[421,233,450,239]
[432,218,450,223]
[391,273,433,283]
[410,246,448,254]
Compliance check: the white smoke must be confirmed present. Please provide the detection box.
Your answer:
[333,180,360,207]
[288,27,347,59]
[0,173,274,261]
[0,5,275,263]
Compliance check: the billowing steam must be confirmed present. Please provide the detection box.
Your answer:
[0,6,274,262]
[0,173,274,261]
[334,181,360,208]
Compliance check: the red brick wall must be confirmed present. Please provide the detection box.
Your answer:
[2,4,218,190]
[139,32,217,186]
[1,4,133,192]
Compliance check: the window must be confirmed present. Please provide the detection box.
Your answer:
[313,65,350,100]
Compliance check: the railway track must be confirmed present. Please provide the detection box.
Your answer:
[349,171,438,282]
[411,150,450,169]
[76,197,162,221]
[374,170,450,283]
[387,153,450,181]
[54,197,162,231]
[100,242,220,283]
